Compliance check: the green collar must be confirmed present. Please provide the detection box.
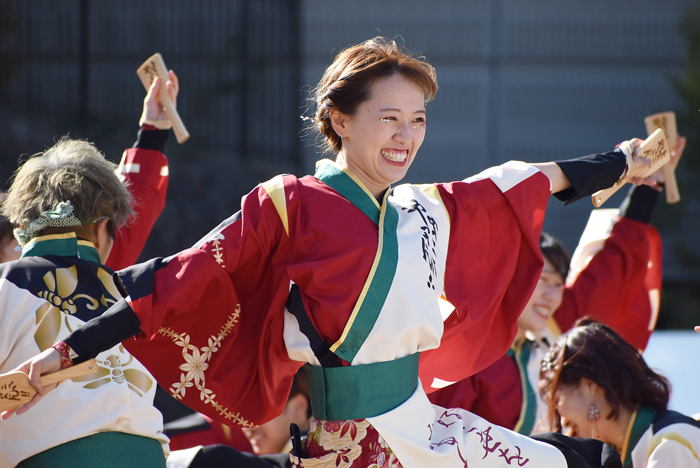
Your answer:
[622,405,657,467]
[508,339,537,435]
[315,159,382,225]
[21,232,102,264]
[314,159,399,363]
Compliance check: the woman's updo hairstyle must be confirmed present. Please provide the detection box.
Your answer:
[311,37,438,154]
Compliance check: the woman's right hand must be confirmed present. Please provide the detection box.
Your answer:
[0,348,62,420]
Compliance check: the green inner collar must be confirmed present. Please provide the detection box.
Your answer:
[623,405,657,467]
[508,339,537,435]
[21,233,101,264]
[315,160,381,225]
[314,159,399,363]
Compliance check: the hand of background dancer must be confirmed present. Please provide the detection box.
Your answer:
[644,136,686,190]
[0,348,62,420]
[140,69,180,127]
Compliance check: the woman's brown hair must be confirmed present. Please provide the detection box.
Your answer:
[540,231,570,282]
[540,319,670,432]
[310,37,438,154]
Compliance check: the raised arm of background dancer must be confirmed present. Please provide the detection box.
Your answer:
[553,185,659,350]
[106,71,178,270]
[554,137,685,350]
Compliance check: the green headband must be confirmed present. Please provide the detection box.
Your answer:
[13,201,107,246]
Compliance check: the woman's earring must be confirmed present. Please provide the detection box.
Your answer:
[588,403,600,439]
[340,133,344,139]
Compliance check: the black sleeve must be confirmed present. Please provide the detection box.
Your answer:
[553,151,627,205]
[530,433,622,468]
[618,184,660,224]
[133,127,169,152]
[63,298,143,364]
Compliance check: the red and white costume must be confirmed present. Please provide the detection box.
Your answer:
[108,159,597,468]
[429,197,663,435]
[0,140,169,468]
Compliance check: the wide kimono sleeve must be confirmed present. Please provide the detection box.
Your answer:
[646,438,700,468]
[419,162,551,392]
[0,275,35,369]
[119,176,303,428]
[427,353,523,429]
[554,209,662,351]
[106,146,169,270]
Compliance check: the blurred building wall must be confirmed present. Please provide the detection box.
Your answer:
[0,1,697,311]
[301,0,696,281]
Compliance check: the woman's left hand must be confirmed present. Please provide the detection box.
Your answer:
[0,348,62,420]
[628,136,686,189]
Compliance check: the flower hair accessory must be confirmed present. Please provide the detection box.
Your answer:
[13,201,107,246]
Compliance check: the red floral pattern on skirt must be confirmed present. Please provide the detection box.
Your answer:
[290,418,403,468]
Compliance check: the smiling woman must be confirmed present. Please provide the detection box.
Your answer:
[332,74,429,198]
[330,75,427,199]
[8,37,661,468]
[311,38,436,199]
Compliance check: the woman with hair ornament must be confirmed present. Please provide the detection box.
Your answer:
[541,319,700,467]
[0,70,178,467]
[7,37,655,468]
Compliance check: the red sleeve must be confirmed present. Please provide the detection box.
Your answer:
[121,180,302,428]
[106,147,169,270]
[419,164,550,392]
[555,216,662,351]
[427,354,523,430]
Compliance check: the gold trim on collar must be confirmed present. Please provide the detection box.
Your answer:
[329,189,389,354]
[620,406,639,464]
[26,232,78,245]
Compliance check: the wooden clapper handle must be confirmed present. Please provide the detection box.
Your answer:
[136,53,190,144]
[39,359,99,386]
[644,111,680,204]
[0,359,99,413]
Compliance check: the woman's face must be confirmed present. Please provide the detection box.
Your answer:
[517,257,564,333]
[555,381,596,438]
[332,73,427,198]
[555,379,617,445]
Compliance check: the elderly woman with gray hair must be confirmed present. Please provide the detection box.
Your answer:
[0,71,178,468]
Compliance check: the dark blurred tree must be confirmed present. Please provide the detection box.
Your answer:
[0,0,24,187]
[0,1,21,89]
[673,0,700,188]
[655,0,700,330]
